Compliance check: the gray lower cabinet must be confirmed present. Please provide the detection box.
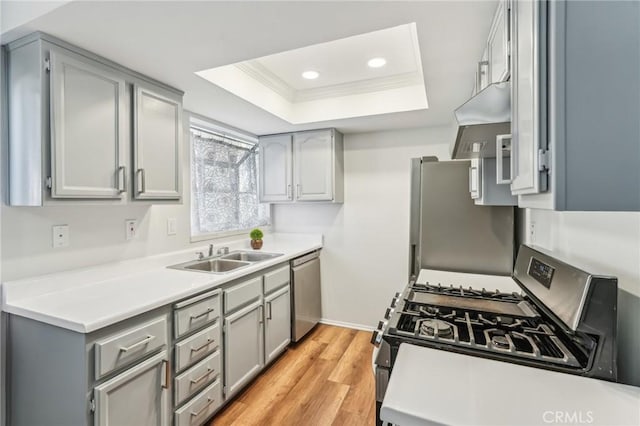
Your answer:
[94,350,170,426]
[264,285,291,365]
[7,309,171,426]
[223,298,265,398]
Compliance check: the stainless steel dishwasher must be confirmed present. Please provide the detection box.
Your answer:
[291,250,321,342]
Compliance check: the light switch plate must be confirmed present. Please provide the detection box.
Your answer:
[125,219,137,240]
[167,218,177,236]
[52,225,69,248]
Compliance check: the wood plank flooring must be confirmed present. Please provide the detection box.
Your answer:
[210,324,376,426]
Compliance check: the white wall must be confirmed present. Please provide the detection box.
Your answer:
[526,209,640,387]
[274,125,454,329]
[0,119,245,282]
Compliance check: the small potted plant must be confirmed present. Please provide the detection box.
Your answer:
[250,228,264,250]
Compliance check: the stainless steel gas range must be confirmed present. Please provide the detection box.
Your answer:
[372,245,618,426]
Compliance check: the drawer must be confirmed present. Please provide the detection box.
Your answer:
[174,290,221,339]
[174,350,221,407]
[175,322,220,372]
[174,379,222,426]
[94,316,168,379]
[263,265,290,294]
[224,277,262,313]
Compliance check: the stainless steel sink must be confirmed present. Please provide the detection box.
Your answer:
[221,251,284,262]
[169,258,251,274]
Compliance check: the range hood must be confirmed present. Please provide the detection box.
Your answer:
[451,82,511,159]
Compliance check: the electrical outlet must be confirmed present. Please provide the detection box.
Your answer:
[125,219,137,240]
[167,218,177,236]
[52,225,69,248]
[529,221,536,243]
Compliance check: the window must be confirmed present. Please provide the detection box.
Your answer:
[190,121,270,240]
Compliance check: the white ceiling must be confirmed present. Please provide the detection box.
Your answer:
[1,0,497,136]
[254,23,420,91]
[195,22,428,124]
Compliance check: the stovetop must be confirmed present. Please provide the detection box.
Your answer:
[386,282,589,370]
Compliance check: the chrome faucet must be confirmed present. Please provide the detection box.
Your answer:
[196,244,215,260]
[217,246,229,255]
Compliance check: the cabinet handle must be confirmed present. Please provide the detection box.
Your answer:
[190,368,214,386]
[190,338,214,354]
[136,168,146,194]
[258,305,264,324]
[287,184,292,200]
[190,308,214,321]
[119,335,155,353]
[476,60,489,90]
[296,184,301,199]
[496,134,512,184]
[117,166,127,193]
[190,398,216,418]
[162,360,170,389]
[266,302,272,320]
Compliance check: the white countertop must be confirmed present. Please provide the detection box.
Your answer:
[381,343,640,426]
[2,233,322,333]
[416,268,522,294]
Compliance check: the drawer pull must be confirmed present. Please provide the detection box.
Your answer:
[119,335,155,353]
[190,368,214,386]
[190,338,214,354]
[190,398,215,417]
[190,308,215,321]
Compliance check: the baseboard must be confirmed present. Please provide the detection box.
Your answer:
[319,318,375,332]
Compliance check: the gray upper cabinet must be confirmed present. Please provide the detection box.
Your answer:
[133,84,182,200]
[512,1,640,210]
[49,48,127,199]
[509,0,547,197]
[293,130,335,201]
[94,351,170,426]
[5,32,183,206]
[259,134,293,202]
[487,0,510,84]
[259,128,343,203]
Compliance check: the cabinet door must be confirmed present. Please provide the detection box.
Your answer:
[293,130,334,201]
[49,49,126,199]
[264,285,291,365]
[510,0,548,195]
[94,351,169,426]
[469,159,481,200]
[259,134,293,202]
[133,85,182,200]
[223,299,264,398]
[488,0,510,83]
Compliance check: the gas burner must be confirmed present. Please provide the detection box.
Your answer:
[418,306,439,317]
[419,319,454,338]
[491,334,511,350]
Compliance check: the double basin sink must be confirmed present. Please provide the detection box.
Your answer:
[169,250,284,274]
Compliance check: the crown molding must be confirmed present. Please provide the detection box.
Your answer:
[293,72,424,102]
[235,61,296,101]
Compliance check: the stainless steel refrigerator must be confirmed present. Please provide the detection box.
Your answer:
[409,157,515,277]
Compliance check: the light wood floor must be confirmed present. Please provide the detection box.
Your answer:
[210,324,376,426]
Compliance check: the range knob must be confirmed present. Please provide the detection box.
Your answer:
[394,292,402,298]
[384,308,393,319]
[378,320,388,330]
[390,298,398,308]
[370,330,383,346]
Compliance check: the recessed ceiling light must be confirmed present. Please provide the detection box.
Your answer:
[367,57,387,68]
[302,70,319,80]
